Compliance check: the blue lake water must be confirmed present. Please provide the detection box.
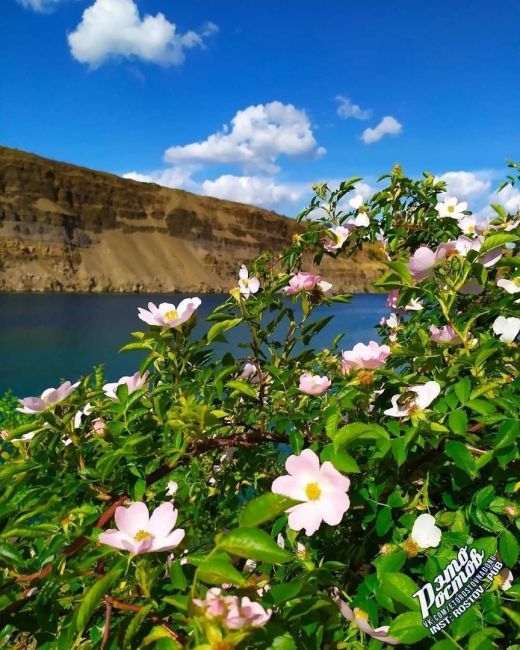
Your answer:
[0,293,387,396]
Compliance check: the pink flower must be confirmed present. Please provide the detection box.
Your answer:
[408,246,437,282]
[332,589,398,645]
[458,215,477,235]
[193,588,271,629]
[238,265,260,298]
[299,373,331,395]
[341,341,390,371]
[323,226,349,252]
[386,290,399,310]
[435,196,468,219]
[18,381,79,414]
[103,371,149,400]
[272,448,350,535]
[99,502,185,555]
[0,430,8,440]
[384,381,441,418]
[497,278,520,296]
[429,324,462,345]
[138,298,201,328]
[240,362,260,383]
[284,272,332,296]
[91,418,106,435]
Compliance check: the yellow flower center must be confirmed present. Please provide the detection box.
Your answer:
[305,482,321,500]
[448,205,455,212]
[164,310,178,322]
[403,538,420,557]
[354,608,369,622]
[134,529,152,542]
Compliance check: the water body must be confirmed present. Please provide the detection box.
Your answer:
[0,293,387,396]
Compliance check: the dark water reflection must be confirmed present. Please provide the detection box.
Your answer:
[0,293,387,396]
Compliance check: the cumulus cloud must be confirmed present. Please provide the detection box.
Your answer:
[68,0,217,68]
[123,166,198,191]
[336,96,372,120]
[438,171,492,201]
[164,101,326,174]
[361,116,402,144]
[17,0,64,10]
[492,185,520,214]
[201,175,308,209]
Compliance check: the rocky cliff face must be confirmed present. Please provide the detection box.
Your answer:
[0,146,385,293]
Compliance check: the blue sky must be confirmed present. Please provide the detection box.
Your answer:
[1,0,519,214]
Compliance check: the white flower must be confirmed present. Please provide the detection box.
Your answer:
[383,313,399,329]
[238,265,260,298]
[497,278,520,295]
[405,298,424,311]
[166,481,178,497]
[435,196,468,219]
[348,194,364,210]
[411,513,442,549]
[384,381,441,418]
[352,212,370,227]
[492,316,520,343]
[458,215,477,234]
[138,299,201,328]
[74,402,93,429]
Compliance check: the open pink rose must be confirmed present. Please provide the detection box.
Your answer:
[272,449,350,535]
[323,226,350,252]
[284,272,332,296]
[299,373,331,395]
[341,341,390,371]
[138,298,201,328]
[18,381,79,414]
[103,371,149,400]
[193,588,271,629]
[429,324,462,345]
[332,589,398,645]
[99,502,185,555]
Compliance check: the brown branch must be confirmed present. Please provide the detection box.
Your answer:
[105,596,185,646]
[100,597,113,650]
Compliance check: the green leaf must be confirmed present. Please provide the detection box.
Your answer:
[479,232,518,254]
[0,542,23,565]
[207,318,243,344]
[499,529,519,567]
[265,582,303,605]
[197,555,246,586]
[320,444,360,473]
[445,440,477,477]
[217,527,292,564]
[226,380,258,400]
[123,605,153,649]
[448,410,468,436]
[333,422,389,451]
[380,572,420,611]
[73,564,124,636]
[267,633,298,650]
[467,632,493,650]
[454,377,471,404]
[389,611,430,643]
[239,493,297,528]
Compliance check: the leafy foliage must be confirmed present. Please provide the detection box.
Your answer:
[1,166,519,649]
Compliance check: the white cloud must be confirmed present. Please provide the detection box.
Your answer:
[68,0,217,68]
[123,166,197,191]
[361,116,402,144]
[17,0,64,10]
[492,185,520,214]
[336,96,372,120]
[438,171,492,201]
[201,175,308,209]
[164,101,326,174]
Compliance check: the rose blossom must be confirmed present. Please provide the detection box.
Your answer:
[497,278,520,303]
[272,448,350,535]
[299,373,331,395]
[429,324,462,345]
[240,362,260,383]
[332,589,398,645]
[103,371,149,400]
[492,316,520,344]
[411,513,442,549]
[341,341,390,371]
[284,272,332,296]
[138,298,201,328]
[384,381,441,418]
[99,502,185,555]
[323,226,350,252]
[435,196,468,219]
[238,265,260,298]
[193,588,271,629]
[18,381,79,414]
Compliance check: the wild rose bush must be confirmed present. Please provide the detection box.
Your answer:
[1,164,519,650]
